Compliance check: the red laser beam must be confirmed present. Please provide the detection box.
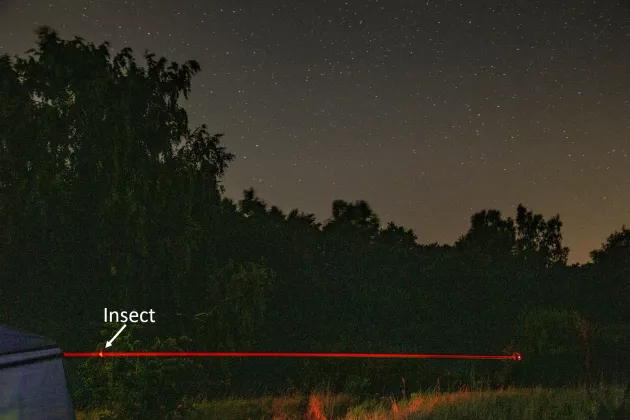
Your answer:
[64,351,522,360]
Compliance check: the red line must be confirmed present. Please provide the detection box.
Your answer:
[64,351,522,360]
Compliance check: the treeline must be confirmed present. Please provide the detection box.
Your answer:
[0,27,628,418]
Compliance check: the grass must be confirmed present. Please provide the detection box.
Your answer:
[76,386,626,419]
[390,387,625,420]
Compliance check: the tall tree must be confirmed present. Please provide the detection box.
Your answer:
[0,26,234,342]
[376,221,418,249]
[324,199,380,241]
[455,209,516,262]
[238,187,268,218]
[515,204,569,267]
[589,226,630,321]
[590,225,630,269]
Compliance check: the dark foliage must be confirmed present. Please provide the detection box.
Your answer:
[1,27,628,418]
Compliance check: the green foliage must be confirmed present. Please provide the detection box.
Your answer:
[511,309,590,386]
[344,374,372,395]
[196,259,276,351]
[74,324,199,419]
[191,398,273,419]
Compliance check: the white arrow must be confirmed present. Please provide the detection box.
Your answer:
[105,324,127,348]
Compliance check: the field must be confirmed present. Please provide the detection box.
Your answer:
[76,386,628,419]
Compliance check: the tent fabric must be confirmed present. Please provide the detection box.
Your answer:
[0,325,57,356]
[0,325,76,420]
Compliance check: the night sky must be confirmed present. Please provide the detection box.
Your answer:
[1,0,629,264]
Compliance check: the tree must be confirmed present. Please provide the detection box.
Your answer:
[376,221,418,249]
[0,25,234,352]
[287,208,320,230]
[196,259,276,351]
[455,206,569,268]
[323,199,380,241]
[455,209,516,262]
[515,204,569,267]
[590,225,630,269]
[589,226,630,322]
[511,308,591,387]
[238,187,268,218]
[74,325,199,419]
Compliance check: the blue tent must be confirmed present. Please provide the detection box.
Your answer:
[0,325,75,419]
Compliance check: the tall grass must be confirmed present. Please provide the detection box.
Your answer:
[76,386,626,419]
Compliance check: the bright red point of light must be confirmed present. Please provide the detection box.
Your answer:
[64,351,522,360]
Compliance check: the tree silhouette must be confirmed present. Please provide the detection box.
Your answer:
[515,204,569,267]
[590,225,630,269]
[455,209,516,262]
[324,199,380,241]
[376,221,418,249]
[239,187,268,218]
[0,26,233,346]
[1,28,628,416]
[589,226,630,322]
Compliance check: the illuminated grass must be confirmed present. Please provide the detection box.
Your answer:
[76,387,626,419]
[403,387,625,420]
[347,387,626,420]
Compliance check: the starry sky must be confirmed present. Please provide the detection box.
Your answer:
[1,0,629,264]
